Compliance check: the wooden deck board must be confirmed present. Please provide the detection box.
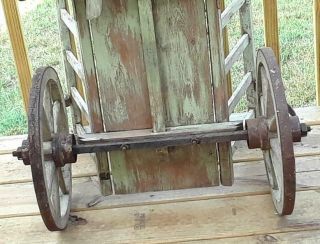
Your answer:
[1,106,320,242]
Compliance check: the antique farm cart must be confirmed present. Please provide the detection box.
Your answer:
[13,0,310,231]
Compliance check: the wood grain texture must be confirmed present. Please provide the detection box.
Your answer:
[90,0,152,131]
[1,0,32,111]
[138,0,165,132]
[0,154,96,185]
[239,0,257,110]
[74,0,112,195]
[56,0,81,125]
[87,0,219,193]
[1,190,320,243]
[2,155,320,219]
[220,0,233,98]
[263,0,280,63]
[207,0,233,186]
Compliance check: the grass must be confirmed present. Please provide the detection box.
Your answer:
[0,0,316,135]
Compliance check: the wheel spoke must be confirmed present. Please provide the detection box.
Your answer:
[43,87,54,134]
[44,160,56,191]
[58,168,68,194]
[50,169,61,218]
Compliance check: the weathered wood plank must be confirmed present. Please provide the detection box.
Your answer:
[79,121,243,143]
[89,0,152,131]
[66,50,85,81]
[221,0,245,29]
[263,0,280,63]
[228,72,252,114]
[0,154,96,185]
[74,0,112,195]
[239,0,257,111]
[220,0,233,98]
[2,155,320,219]
[138,0,165,132]
[71,87,89,121]
[60,8,79,39]
[225,34,249,73]
[186,230,320,243]
[56,0,81,124]
[207,0,233,186]
[1,190,320,243]
[0,0,32,111]
[93,0,220,193]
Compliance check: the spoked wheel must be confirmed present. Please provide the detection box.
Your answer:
[256,48,296,215]
[28,67,73,230]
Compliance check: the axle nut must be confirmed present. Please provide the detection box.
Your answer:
[246,117,270,150]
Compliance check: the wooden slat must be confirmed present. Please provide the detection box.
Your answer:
[1,0,32,111]
[0,154,96,185]
[138,0,165,132]
[66,50,85,81]
[0,134,27,155]
[239,0,257,111]
[74,0,111,195]
[314,0,320,106]
[186,230,320,243]
[220,0,233,98]
[79,121,243,143]
[221,0,245,29]
[225,34,249,73]
[263,0,280,63]
[1,189,320,243]
[56,0,81,124]
[71,87,89,121]
[60,8,79,39]
[228,72,252,114]
[207,0,233,186]
[2,155,320,219]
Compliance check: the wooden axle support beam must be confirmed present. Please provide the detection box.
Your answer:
[74,121,247,154]
[71,117,308,155]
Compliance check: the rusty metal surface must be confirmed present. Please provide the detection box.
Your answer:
[256,47,296,215]
[27,67,72,231]
[246,117,270,150]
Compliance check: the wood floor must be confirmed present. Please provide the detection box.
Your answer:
[1,106,320,243]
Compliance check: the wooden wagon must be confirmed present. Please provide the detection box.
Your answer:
[13,0,310,231]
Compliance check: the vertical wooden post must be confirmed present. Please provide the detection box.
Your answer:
[263,0,280,63]
[314,0,320,105]
[1,0,32,111]
[221,0,232,98]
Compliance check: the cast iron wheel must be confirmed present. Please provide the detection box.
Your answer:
[256,47,296,215]
[28,66,72,230]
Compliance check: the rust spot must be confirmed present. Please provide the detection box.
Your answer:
[105,28,152,130]
[109,0,127,13]
[69,215,88,226]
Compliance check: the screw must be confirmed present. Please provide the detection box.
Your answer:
[192,139,200,145]
[121,145,129,151]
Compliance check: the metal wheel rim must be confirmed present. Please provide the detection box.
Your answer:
[28,66,72,230]
[256,48,296,215]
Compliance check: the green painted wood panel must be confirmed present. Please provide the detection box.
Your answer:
[153,0,215,126]
[88,0,220,194]
[90,0,152,131]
